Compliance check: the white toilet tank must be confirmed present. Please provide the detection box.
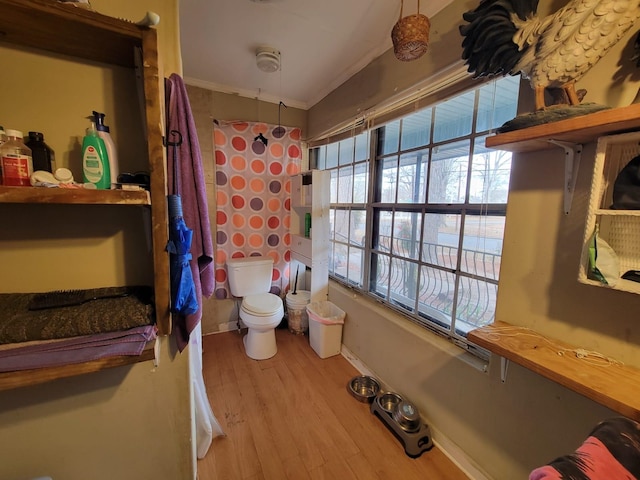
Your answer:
[226,256,274,297]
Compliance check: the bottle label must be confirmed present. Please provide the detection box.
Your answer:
[83,145,104,184]
[1,154,33,186]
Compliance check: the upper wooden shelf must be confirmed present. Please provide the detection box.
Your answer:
[486,104,640,152]
[0,0,144,67]
[0,186,150,205]
[468,321,640,421]
[0,341,155,391]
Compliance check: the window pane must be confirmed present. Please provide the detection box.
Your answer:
[353,162,369,204]
[389,258,418,313]
[371,252,390,299]
[332,242,348,279]
[350,209,366,246]
[337,165,353,203]
[339,137,355,166]
[380,156,398,203]
[422,213,460,269]
[347,247,364,287]
[392,211,421,260]
[418,265,455,328]
[379,120,400,155]
[401,108,431,150]
[330,169,338,203]
[428,140,469,204]
[328,208,336,241]
[315,145,326,170]
[376,210,393,252]
[334,209,349,243]
[326,142,339,169]
[461,215,504,281]
[471,137,511,204]
[397,149,428,203]
[355,131,369,162]
[433,91,474,143]
[476,76,520,132]
[455,277,497,333]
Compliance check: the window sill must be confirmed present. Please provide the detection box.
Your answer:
[468,321,640,421]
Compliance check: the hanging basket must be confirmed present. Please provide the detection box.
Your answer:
[391,0,430,62]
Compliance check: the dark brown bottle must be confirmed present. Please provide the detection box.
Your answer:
[25,131,56,173]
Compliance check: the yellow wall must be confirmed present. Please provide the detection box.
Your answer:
[0,2,196,480]
[308,0,640,479]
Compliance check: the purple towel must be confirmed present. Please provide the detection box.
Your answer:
[165,74,214,351]
[0,325,157,372]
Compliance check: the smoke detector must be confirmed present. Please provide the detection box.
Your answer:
[256,47,280,73]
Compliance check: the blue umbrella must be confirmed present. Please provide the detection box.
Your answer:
[167,130,199,316]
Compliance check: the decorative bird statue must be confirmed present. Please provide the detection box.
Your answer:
[460,0,640,111]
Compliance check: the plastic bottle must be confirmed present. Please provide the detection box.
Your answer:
[92,111,118,188]
[82,122,110,189]
[304,212,312,238]
[25,131,56,173]
[1,129,33,186]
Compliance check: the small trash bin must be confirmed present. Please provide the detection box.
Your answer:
[306,300,345,358]
[286,290,311,335]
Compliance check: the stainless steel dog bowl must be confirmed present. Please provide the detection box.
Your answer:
[377,392,403,413]
[393,400,421,432]
[348,375,380,403]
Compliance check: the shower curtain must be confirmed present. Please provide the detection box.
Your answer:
[213,122,302,298]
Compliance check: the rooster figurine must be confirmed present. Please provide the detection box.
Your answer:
[460,0,640,111]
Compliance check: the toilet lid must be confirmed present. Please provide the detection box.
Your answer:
[243,293,282,315]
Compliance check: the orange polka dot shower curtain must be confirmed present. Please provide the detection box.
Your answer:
[213,122,302,299]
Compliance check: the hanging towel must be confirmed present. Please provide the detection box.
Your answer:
[165,73,214,351]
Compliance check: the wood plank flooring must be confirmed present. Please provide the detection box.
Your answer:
[198,329,469,480]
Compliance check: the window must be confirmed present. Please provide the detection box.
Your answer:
[314,75,519,348]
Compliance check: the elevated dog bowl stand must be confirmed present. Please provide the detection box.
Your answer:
[370,395,434,458]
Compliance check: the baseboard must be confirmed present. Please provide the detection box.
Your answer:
[204,321,241,335]
[340,344,490,480]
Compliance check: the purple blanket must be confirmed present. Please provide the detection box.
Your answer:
[0,325,157,372]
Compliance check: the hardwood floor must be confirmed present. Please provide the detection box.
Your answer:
[198,329,469,480]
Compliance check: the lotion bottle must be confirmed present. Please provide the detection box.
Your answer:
[92,111,118,188]
[82,122,110,189]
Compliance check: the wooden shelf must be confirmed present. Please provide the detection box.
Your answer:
[486,104,640,152]
[0,0,143,67]
[468,321,640,421]
[0,341,155,391]
[0,186,150,205]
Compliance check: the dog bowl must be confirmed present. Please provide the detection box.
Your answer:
[393,400,421,432]
[348,375,380,403]
[377,392,403,413]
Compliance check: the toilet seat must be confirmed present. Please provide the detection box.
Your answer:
[242,293,282,315]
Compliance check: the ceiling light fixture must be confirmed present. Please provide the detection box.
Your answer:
[256,47,280,73]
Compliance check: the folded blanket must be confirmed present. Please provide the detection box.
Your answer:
[0,286,154,344]
[530,417,640,480]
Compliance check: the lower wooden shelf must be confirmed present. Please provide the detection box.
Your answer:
[468,321,640,421]
[0,341,155,391]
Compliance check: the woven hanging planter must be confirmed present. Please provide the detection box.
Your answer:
[391,0,430,62]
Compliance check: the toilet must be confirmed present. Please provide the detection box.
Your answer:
[226,256,284,360]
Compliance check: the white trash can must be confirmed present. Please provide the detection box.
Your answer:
[285,290,311,335]
[306,300,346,358]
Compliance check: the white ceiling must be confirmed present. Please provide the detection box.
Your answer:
[179,0,451,110]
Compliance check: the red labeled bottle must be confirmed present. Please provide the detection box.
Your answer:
[1,129,33,186]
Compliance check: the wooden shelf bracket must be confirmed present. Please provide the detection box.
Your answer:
[548,139,582,215]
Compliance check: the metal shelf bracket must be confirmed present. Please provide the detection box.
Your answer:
[500,356,509,383]
[548,140,582,215]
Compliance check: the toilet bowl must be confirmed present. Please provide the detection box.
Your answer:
[240,292,284,360]
[226,256,284,360]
